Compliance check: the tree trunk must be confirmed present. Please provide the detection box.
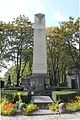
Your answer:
[16,46,20,86]
[79,38,80,64]
[16,53,19,86]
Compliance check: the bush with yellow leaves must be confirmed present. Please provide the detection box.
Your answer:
[48,102,59,112]
[66,96,80,111]
[24,104,39,115]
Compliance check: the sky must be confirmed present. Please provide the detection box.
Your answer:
[0,0,79,27]
[0,0,79,77]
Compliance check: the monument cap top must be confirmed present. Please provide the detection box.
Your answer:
[34,13,45,29]
[35,13,45,22]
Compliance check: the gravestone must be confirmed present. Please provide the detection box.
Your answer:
[30,13,51,95]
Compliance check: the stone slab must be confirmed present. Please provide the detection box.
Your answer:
[31,109,59,115]
[31,96,53,103]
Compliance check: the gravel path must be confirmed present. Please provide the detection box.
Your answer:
[1,111,80,120]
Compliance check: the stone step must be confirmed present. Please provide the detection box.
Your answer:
[31,109,59,115]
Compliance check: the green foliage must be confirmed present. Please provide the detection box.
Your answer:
[52,90,78,102]
[20,94,31,104]
[1,90,30,104]
[58,81,68,87]
[49,96,80,112]
[0,21,8,71]
[4,62,32,84]
[48,102,59,112]
[0,98,9,104]
[4,86,24,91]
[0,16,79,86]
[66,96,80,111]
[1,90,18,103]
[4,66,17,84]
[0,15,33,86]
[24,104,39,115]
[47,17,79,85]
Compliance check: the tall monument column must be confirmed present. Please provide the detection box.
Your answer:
[30,13,50,95]
[33,13,47,74]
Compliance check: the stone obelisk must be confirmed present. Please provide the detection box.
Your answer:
[30,13,50,95]
[33,13,47,74]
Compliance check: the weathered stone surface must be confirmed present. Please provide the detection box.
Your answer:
[59,103,66,113]
[29,13,51,96]
[32,13,47,74]
[1,111,80,120]
[31,96,53,103]
[30,74,50,95]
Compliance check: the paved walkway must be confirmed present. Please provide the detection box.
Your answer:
[1,111,80,120]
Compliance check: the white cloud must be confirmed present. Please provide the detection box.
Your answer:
[53,10,68,21]
[0,0,45,23]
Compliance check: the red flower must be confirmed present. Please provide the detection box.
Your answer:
[2,103,15,110]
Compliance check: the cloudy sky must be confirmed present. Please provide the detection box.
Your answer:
[0,0,79,77]
[0,0,79,26]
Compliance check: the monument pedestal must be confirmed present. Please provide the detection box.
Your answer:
[30,73,51,95]
[31,96,53,109]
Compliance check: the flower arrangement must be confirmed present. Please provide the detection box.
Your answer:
[48,96,80,112]
[24,104,39,115]
[0,103,16,116]
[66,96,80,111]
[48,102,59,112]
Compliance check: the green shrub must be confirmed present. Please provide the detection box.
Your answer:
[0,98,9,104]
[66,96,80,111]
[24,104,39,115]
[58,82,68,87]
[21,94,31,104]
[17,91,31,104]
[1,90,31,104]
[1,90,18,103]
[48,102,59,112]
[52,86,72,91]
[52,90,78,102]
[4,86,23,91]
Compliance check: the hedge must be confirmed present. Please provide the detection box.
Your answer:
[52,90,80,102]
[1,90,31,104]
[51,86,73,91]
[3,86,24,91]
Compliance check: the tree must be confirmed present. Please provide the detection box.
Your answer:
[46,17,79,85]
[0,15,33,86]
[0,21,8,71]
[60,17,80,65]
[4,62,32,84]
[47,27,65,85]
[4,66,16,84]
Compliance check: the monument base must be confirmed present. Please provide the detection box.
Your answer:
[31,96,53,109]
[30,73,51,96]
